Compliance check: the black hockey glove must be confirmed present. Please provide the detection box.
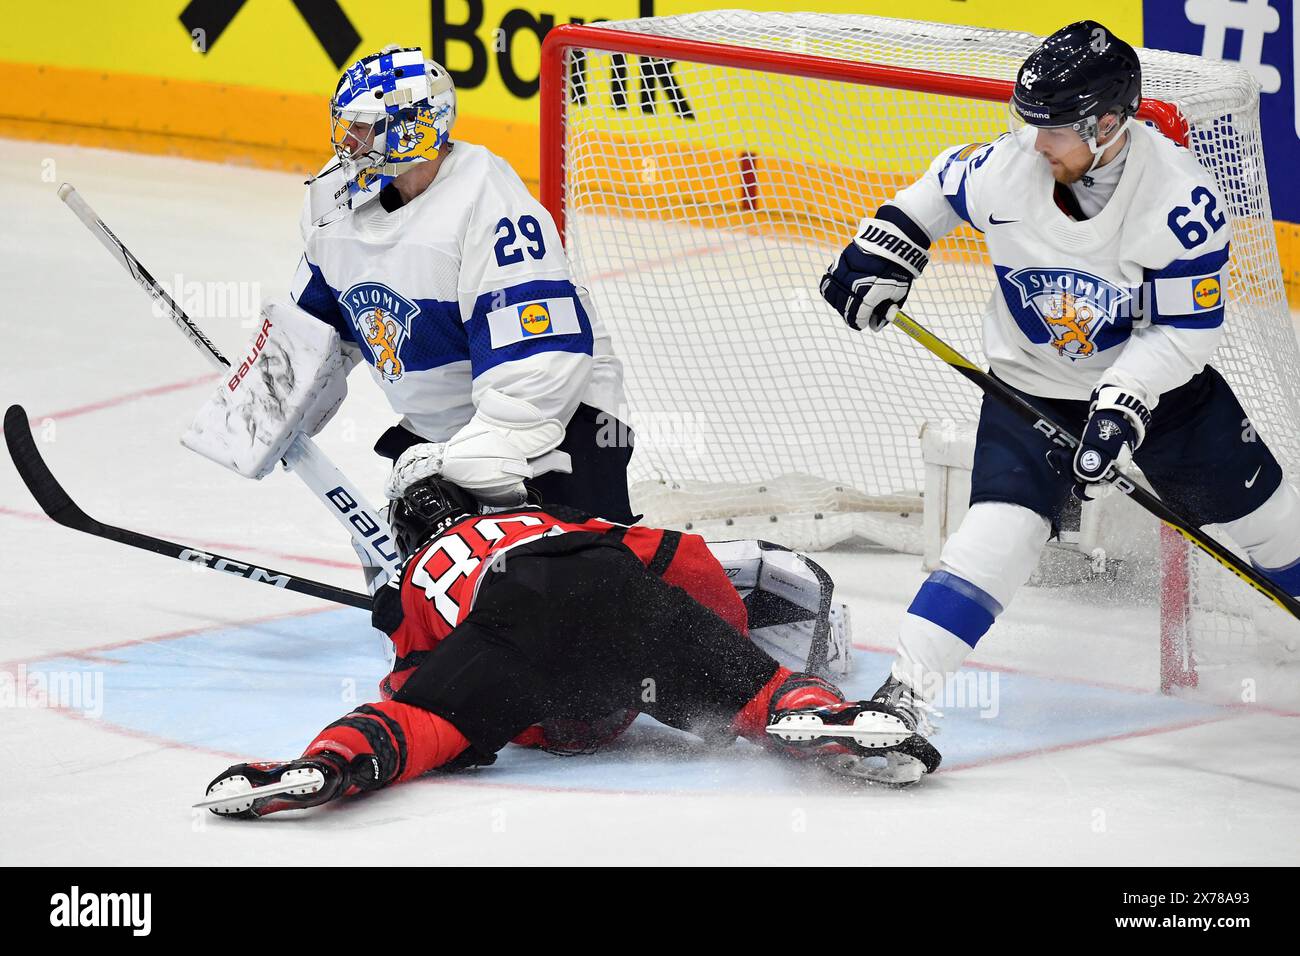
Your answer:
[820,208,929,332]
[1071,386,1151,501]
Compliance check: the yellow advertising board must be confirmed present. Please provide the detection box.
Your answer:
[0,1,1144,180]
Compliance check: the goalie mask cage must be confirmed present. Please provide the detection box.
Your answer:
[538,11,1300,693]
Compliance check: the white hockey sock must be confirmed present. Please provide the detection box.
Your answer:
[893,502,1049,699]
[1218,480,1300,596]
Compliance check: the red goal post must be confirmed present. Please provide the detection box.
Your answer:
[540,24,1190,238]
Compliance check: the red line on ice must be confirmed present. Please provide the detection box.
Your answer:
[0,605,337,672]
[852,639,1300,717]
[0,606,343,762]
[0,505,359,571]
[26,372,217,424]
[939,713,1238,775]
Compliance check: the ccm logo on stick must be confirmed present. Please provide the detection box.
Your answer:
[179,549,291,587]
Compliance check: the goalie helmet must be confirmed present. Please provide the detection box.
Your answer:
[389,476,479,560]
[316,45,456,223]
[1010,21,1141,168]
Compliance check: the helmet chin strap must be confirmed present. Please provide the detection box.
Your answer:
[1085,115,1131,173]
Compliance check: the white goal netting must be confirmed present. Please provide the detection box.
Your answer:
[545,11,1300,678]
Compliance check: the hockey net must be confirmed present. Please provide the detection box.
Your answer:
[538,11,1300,691]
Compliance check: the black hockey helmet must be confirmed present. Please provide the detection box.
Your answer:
[389,476,479,559]
[1011,21,1141,134]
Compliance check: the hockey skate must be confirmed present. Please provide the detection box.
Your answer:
[871,673,941,737]
[197,752,360,819]
[764,673,941,787]
[767,699,941,786]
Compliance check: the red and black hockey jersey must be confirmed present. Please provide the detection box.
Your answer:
[372,507,749,703]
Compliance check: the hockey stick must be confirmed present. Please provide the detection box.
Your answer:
[56,184,399,580]
[4,405,370,611]
[887,308,1300,621]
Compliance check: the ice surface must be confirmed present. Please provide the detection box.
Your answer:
[1,140,1296,866]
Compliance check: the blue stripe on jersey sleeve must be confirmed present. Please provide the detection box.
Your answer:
[464,279,594,375]
[292,260,357,347]
[933,145,982,232]
[1144,246,1229,329]
[944,175,976,230]
[1152,310,1224,330]
[1146,246,1230,280]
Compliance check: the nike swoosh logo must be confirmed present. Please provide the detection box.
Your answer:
[1245,466,1262,488]
[988,215,1020,225]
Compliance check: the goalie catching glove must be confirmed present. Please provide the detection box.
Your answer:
[820,206,930,332]
[384,389,572,505]
[1071,385,1151,501]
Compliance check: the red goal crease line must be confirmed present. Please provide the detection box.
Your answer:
[538,24,1189,240]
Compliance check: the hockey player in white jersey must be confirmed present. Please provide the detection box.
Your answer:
[820,21,1300,747]
[291,46,632,525]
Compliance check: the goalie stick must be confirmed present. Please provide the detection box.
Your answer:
[4,405,370,611]
[56,183,398,581]
[886,307,1300,622]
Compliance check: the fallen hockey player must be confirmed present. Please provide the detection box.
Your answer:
[199,477,940,817]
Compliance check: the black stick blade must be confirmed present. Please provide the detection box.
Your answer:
[4,403,370,610]
[4,404,93,530]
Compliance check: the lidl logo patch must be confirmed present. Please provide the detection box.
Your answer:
[519,302,552,335]
[486,296,582,349]
[1193,276,1221,310]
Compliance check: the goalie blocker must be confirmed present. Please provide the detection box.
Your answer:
[181,300,349,480]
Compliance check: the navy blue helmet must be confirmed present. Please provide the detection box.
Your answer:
[1012,21,1141,136]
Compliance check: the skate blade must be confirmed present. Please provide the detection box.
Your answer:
[766,709,911,749]
[818,751,926,788]
[195,768,325,813]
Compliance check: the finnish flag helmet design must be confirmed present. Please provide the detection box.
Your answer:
[1010,21,1141,167]
[323,45,456,218]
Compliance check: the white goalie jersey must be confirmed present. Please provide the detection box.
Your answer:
[889,121,1231,410]
[290,142,624,441]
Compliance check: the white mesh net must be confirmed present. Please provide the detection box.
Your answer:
[546,11,1300,676]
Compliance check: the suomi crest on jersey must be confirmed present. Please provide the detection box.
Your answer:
[339,282,419,382]
[1001,267,1133,361]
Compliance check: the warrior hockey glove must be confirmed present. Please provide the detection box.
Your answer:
[820,208,929,332]
[1071,385,1151,501]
